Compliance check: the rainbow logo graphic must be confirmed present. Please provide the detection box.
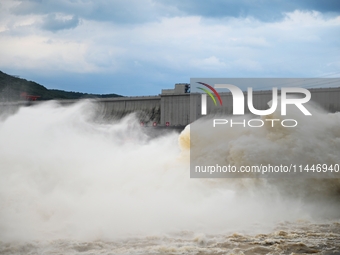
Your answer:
[197,82,223,106]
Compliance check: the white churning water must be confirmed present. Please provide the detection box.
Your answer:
[0,100,339,254]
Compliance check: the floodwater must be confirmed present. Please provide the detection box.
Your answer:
[0,101,339,254]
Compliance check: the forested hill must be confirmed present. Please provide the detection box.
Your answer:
[0,70,122,101]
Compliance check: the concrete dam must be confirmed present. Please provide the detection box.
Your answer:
[1,83,340,127]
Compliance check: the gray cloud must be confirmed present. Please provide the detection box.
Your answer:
[41,13,80,31]
[10,0,340,25]
[11,0,174,24]
[2,0,339,95]
[160,0,340,22]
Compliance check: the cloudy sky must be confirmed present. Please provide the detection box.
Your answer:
[0,0,339,96]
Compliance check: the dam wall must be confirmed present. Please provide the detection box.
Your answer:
[1,84,340,127]
[309,87,340,112]
[96,96,161,124]
[160,94,191,126]
[160,86,340,126]
[200,87,340,117]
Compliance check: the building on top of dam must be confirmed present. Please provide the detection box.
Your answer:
[161,83,190,95]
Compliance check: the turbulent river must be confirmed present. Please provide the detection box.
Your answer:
[0,101,339,254]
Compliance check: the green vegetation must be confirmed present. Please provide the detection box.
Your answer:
[0,70,122,101]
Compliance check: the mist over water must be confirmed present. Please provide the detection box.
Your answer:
[190,100,340,198]
[0,100,339,246]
